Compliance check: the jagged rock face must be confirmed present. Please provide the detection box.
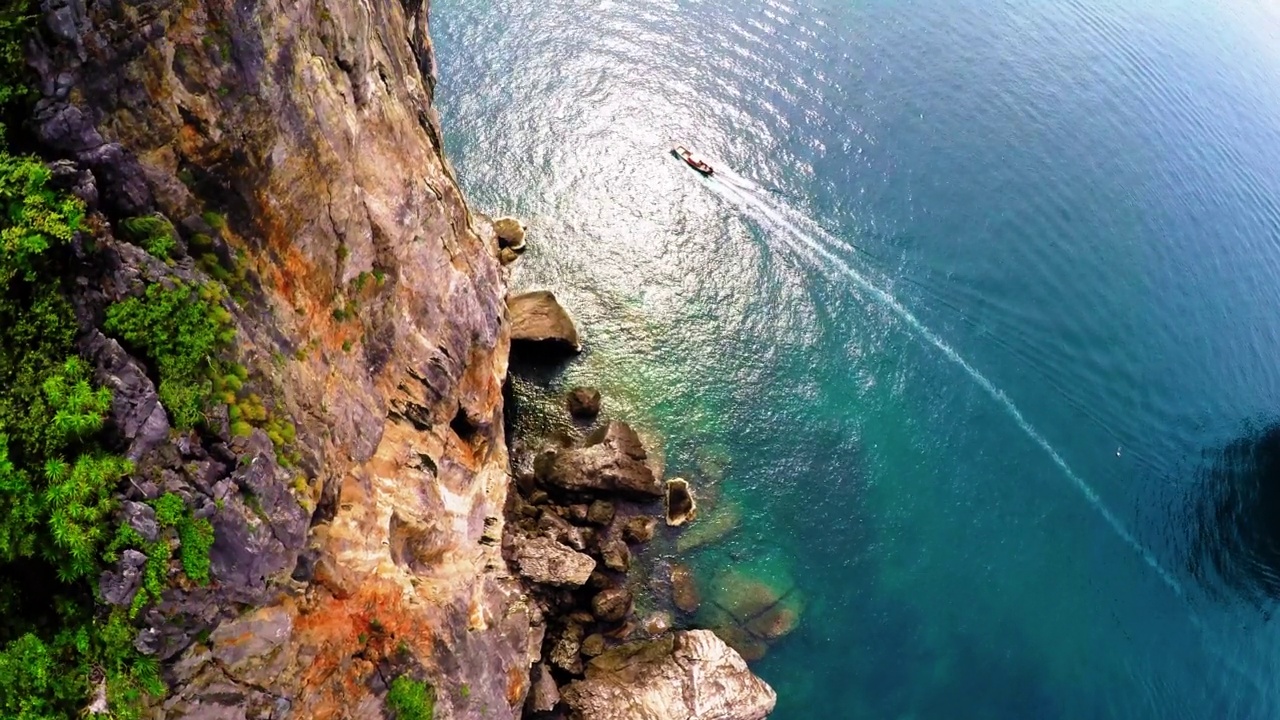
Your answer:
[30,0,531,717]
[535,422,663,497]
[560,631,777,720]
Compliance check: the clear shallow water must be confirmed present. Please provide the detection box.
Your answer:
[430,1,1280,717]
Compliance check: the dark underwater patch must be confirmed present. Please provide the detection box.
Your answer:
[1189,422,1280,607]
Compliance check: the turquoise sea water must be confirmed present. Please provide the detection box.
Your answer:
[430,1,1280,717]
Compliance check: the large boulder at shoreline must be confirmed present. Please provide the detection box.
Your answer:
[509,291,581,352]
[514,535,597,587]
[493,216,527,250]
[536,422,663,497]
[561,631,776,720]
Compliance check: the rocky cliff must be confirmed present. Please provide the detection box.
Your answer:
[13,0,777,718]
[27,0,532,716]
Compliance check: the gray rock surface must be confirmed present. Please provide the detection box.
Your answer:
[561,631,776,720]
[536,422,663,497]
[515,535,598,587]
[100,549,147,607]
[527,662,560,713]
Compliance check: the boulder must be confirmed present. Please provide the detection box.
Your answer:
[499,247,519,265]
[535,422,662,497]
[640,612,672,638]
[586,500,615,526]
[622,516,658,544]
[561,631,776,720]
[567,387,602,419]
[527,663,560,714]
[509,291,580,351]
[591,587,633,623]
[539,509,590,552]
[581,633,607,657]
[513,535,597,587]
[670,564,701,614]
[493,217,527,250]
[600,538,631,572]
[100,549,148,607]
[664,478,696,527]
[550,622,586,675]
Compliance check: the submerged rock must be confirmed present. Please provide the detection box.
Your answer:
[561,631,776,720]
[509,290,581,352]
[536,422,663,497]
[665,478,696,527]
[567,386,602,419]
[670,564,701,614]
[640,612,672,638]
[675,499,742,554]
[701,569,803,661]
[514,535,597,587]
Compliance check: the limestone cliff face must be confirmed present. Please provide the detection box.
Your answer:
[31,0,532,716]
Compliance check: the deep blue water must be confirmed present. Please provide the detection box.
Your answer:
[430,1,1280,717]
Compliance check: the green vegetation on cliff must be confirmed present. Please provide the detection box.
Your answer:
[0,7,221,717]
[0,140,166,718]
[104,281,236,430]
[387,677,436,720]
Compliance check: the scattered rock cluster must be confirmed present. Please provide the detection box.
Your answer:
[506,391,774,718]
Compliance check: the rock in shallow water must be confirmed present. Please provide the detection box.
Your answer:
[536,421,663,497]
[567,386,602,419]
[509,290,580,352]
[665,478,696,526]
[670,564,701,614]
[493,216,527,250]
[623,516,658,543]
[561,630,776,720]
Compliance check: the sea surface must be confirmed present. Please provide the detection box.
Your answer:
[429,1,1280,717]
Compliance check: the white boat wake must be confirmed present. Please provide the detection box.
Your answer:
[699,165,1187,598]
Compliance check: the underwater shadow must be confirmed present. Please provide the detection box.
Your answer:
[1188,421,1280,608]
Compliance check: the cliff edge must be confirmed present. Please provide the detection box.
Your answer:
[26,0,531,716]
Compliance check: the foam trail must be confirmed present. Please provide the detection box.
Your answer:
[706,173,1187,598]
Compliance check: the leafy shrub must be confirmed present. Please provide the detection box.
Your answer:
[387,677,435,720]
[120,215,177,259]
[103,282,234,429]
